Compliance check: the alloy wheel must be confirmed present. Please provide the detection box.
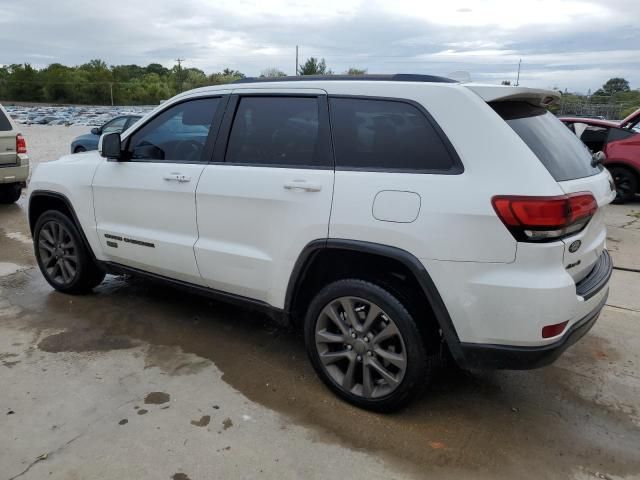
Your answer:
[38,220,79,286]
[314,296,408,399]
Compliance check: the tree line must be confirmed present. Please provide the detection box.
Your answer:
[0,57,366,106]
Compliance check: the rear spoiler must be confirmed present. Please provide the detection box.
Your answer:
[464,84,560,107]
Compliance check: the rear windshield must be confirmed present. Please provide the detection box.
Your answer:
[0,109,12,131]
[492,101,601,182]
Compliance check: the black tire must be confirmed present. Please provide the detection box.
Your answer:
[74,146,87,153]
[0,184,22,204]
[304,279,432,412]
[609,166,638,204]
[34,210,106,294]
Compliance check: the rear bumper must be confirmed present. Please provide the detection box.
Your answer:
[456,287,607,370]
[0,157,29,185]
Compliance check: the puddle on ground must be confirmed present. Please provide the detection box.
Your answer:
[144,392,170,404]
[191,415,210,427]
[38,329,138,353]
[4,272,640,479]
[0,262,26,277]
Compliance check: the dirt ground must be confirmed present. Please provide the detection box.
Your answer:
[1,126,639,479]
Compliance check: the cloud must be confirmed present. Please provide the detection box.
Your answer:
[0,0,638,92]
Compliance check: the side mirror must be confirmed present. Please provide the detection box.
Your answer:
[99,132,123,160]
[91,127,100,135]
[591,150,606,167]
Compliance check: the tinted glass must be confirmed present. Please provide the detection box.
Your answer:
[128,97,220,162]
[492,102,601,181]
[0,110,12,131]
[226,96,325,167]
[329,98,456,171]
[102,117,128,134]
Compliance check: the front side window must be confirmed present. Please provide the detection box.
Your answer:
[329,97,458,172]
[127,97,220,162]
[225,96,326,167]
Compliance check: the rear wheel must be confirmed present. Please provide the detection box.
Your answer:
[74,146,87,153]
[609,166,638,204]
[34,210,105,293]
[0,184,22,204]
[304,279,431,412]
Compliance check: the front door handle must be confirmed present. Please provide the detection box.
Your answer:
[163,173,191,183]
[283,180,322,192]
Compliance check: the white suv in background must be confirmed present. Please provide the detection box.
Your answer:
[0,103,29,203]
[28,75,615,411]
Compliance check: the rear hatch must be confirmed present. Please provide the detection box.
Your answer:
[0,106,18,166]
[490,98,616,283]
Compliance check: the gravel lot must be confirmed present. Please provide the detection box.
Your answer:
[1,126,639,479]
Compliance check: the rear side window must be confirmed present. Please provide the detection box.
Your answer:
[329,97,458,172]
[225,96,329,167]
[492,102,601,181]
[0,110,12,131]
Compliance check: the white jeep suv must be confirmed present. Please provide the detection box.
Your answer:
[28,75,615,411]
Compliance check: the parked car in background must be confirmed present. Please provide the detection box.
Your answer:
[561,108,640,203]
[70,115,141,153]
[0,103,29,204]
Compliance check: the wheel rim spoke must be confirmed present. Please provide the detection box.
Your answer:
[342,356,357,391]
[374,347,407,369]
[361,304,381,333]
[362,363,374,398]
[372,321,400,345]
[368,357,400,386]
[322,304,350,337]
[41,228,55,245]
[339,298,359,330]
[316,329,346,344]
[319,349,350,366]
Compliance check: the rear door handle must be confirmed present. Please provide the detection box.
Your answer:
[163,173,191,183]
[283,180,322,192]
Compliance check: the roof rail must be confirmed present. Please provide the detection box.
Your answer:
[233,74,458,84]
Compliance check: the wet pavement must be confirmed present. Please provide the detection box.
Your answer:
[1,195,640,479]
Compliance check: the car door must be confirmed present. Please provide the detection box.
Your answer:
[92,94,227,285]
[194,90,334,306]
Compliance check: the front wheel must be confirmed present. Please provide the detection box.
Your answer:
[304,279,432,412]
[609,166,638,204]
[34,210,106,294]
[0,184,22,204]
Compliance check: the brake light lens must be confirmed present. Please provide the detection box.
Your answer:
[492,193,597,242]
[16,134,27,154]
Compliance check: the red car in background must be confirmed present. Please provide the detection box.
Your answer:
[561,108,640,203]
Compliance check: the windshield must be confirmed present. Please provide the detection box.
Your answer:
[492,101,602,182]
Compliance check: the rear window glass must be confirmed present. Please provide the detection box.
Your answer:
[0,110,12,131]
[329,98,458,172]
[492,102,601,181]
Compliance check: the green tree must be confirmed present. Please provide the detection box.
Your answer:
[345,67,367,75]
[299,57,331,75]
[594,77,630,96]
[260,67,287,78]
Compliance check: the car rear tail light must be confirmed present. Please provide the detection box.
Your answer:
[492,193,597,242]
[542,320,568,338]
[16,134,27,154]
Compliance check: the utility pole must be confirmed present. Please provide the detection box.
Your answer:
[515,58,521,86]
[109,83,114,106]
[295,45,299,76]
[175,58,185,93]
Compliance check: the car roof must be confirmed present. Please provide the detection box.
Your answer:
[172,76,559,107]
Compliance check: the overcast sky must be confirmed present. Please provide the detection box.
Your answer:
[1,0,639,92]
